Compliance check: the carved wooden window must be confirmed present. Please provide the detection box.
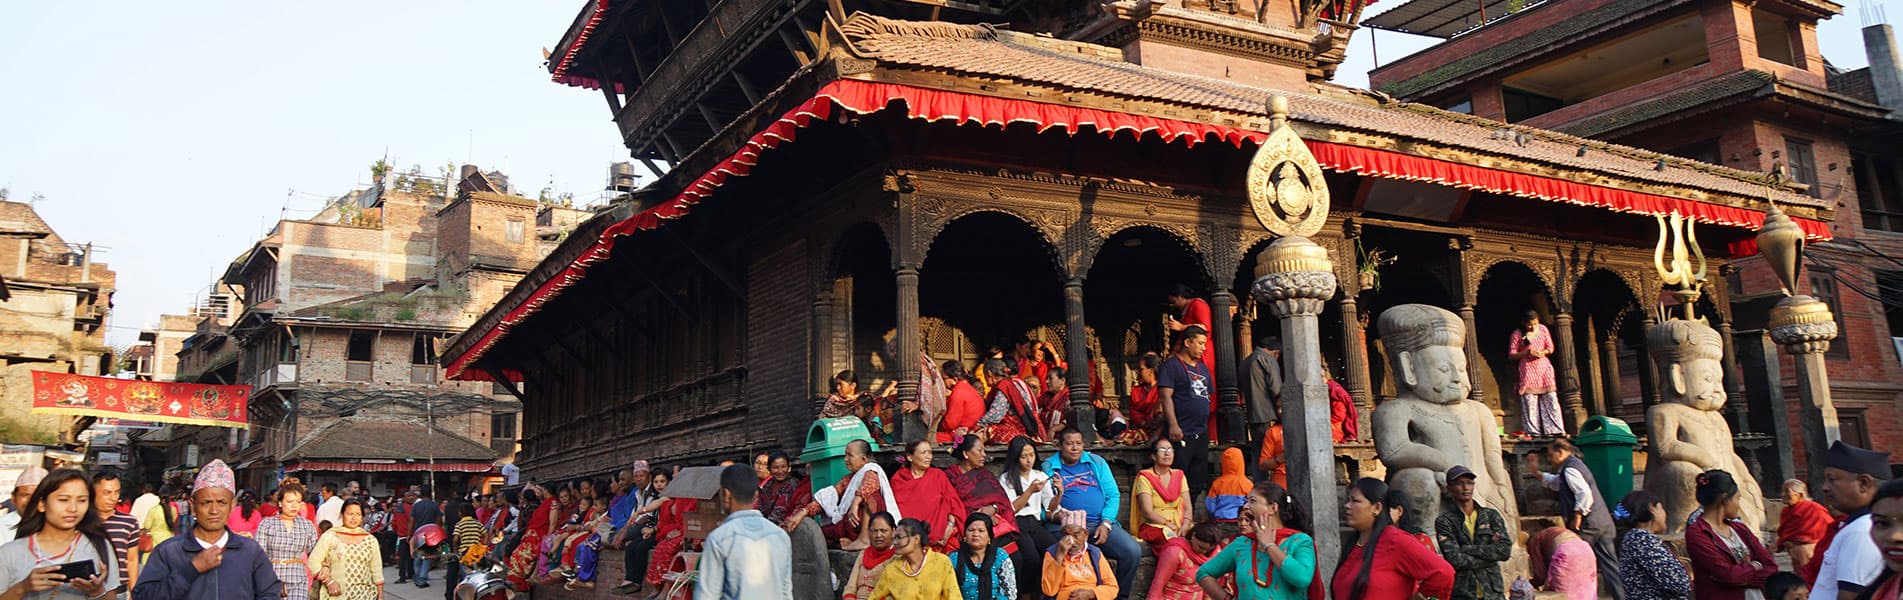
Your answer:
[1786,138,1820,198]
[1808,267,1849,360]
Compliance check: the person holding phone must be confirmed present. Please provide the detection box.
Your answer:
[0,468,119,600]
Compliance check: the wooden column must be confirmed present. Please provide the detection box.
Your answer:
[1063,278,1095,444]
[895,266,925,444]
[1339,295,1373,438]
[1450,240,1486,405]
[1552,311,1586,432]
[812,291,833,397]
[1580,315,1605,417]
[1599,334,1624,418]
[1210,288,1245,443]
[1638,314,1661,407]
[1718,320,1750,433]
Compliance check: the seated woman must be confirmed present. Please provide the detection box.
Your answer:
[639,471,698,593]
[1122,353,1162,446]
[949,513,1018,600]
[843,513,899,600]
[1198,479,1319,600]
[1528,523,1599,600]
[786,439,898,550]
[1130,438,1192,550]
[1043,514,1120,600]
[948,435,1020,550]
[938,362,986,444]
[504,486,553,591]
[999,436,1060,596]
[1150,521,1220,600]
[870,518,962,600]
[1616,491,1690,600]
[977,358,1045,445]
[890,440,968,553]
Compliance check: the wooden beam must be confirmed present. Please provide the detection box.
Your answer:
[485,368,527,401]
[732,72,762,105]
[663,224,743,295]
[778,25,813,66]
[658,4,683,46]
[696,102,725,133]
[639,156,668,178]
[601,81,624,114]
[626,37,654,78]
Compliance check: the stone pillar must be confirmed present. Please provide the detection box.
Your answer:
[1638,314,1660,407]
[1210,288,1245,443]
[1339,295,1373,439]
[1718,320,1750,433]
[1063,277,1096,444]
[1552,311,1587,431]
[895,266,925,444]
[1580,315,1605,417]
[1769,297,1842,483]
[812,291,834,398]
[1253,236,1340,580]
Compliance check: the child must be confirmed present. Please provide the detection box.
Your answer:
[1043,514,1119,600]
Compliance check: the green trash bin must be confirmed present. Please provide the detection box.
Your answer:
[801,417,880,496]
[1576,416,1639,505]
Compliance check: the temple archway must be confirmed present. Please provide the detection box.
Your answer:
[823,222,899,389]
[1086,225,1212,402]
[1363,257,1455,402]
[918,211,1065,364]
[1571,269,1645,424]
[1475,261,1557,431]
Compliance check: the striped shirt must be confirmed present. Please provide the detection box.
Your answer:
[452,517,485,556]
[102,512,141,578]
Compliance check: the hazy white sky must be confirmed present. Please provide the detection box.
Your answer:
[0,1,1892,347]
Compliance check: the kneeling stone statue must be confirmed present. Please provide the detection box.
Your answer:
[1643,318,1764,533]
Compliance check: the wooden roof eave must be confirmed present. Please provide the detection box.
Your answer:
[438,201,635,368]
[843,65,1832,224]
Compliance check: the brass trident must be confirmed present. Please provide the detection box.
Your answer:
[1653,211,1707,320]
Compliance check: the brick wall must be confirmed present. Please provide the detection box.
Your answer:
[1369,0,1639,89]
[745,238,813,450]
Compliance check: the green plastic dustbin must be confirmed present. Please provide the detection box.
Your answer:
[1576,416,1639,505]
[801,417,880,496]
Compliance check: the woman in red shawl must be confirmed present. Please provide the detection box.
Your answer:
[890,439,968,553]
[637,469,699,589]
[947,435,1020,549]
[1150,522,1222,600]
[1125,353,1163,445]
[977,358,1046,444]
[1776,479,1833,569]
[505,484,554,590]
[937,361,986,444]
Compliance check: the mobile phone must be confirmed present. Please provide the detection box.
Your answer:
[55,560,95,581]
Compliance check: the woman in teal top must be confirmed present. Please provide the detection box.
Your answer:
[1196,479,1318,600]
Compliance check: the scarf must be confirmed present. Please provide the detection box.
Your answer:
[890,466,968,551]
[918,352,948,428]
[1528,527,1572,588]
[1777,499,1833,547]
[859,545,895,570]
[958,545,1000,600]
[947,466,1017,538]
[813,462,901,522]
[1328,380,1359,441]
[993,378,1046,441]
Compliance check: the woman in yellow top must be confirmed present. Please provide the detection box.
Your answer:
[870,518,961,600]
[1130,437,1192,550]
[140,493,176,561]
[308,499,384,600]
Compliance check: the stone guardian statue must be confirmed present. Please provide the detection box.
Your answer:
[1372,304,1520,540]
[1643,318,1765,533]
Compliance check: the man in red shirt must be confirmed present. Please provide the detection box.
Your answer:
[393,489,417,580]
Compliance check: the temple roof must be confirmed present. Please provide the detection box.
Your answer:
[281,416,498,462]
[837,13,1823,210]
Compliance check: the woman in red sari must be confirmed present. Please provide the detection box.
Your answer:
[978,358,1045,445]
[890,440,968,553]
[1125,353,1163,445]
[937,362,986,444]
[947,435,1020,549]
[641,470,698,589]
[505,485,554,590]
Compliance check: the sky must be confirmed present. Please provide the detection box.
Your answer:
[0,0,1894,348]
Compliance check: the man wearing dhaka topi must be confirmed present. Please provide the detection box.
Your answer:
[134,460,282,600]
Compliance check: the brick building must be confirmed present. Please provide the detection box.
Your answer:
[0,200,116,445]
[133,313,201,382]
[211,166,585,495]
[1365,0,1903,478]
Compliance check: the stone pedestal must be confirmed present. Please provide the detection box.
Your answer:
[1252,235,1340,579]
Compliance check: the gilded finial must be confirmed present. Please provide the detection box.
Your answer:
[1247,95,1327,238]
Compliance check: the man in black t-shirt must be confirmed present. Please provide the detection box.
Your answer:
[1158,325,1214,495]
[409,488,444,588]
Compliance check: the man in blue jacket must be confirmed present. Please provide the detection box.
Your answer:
[134,459,281,600]
[1041,426,1140,598]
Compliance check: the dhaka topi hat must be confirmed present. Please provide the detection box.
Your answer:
[193,459,237,495]
[14,466,47,489]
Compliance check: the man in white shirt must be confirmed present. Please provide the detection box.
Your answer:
[1814,441,1892,600]
[0,466,47,540]
[315,482,345,529]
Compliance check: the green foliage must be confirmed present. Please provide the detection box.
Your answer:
[329,306,373,321]
[371,159,393,180]
[0,417,56,445]
[393,308,418,322]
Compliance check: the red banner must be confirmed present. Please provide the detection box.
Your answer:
[32,372,250,429]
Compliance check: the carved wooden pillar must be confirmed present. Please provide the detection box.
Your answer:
[895,265,924,445]
[1638,314,1661,407]
[1552,311,1587,432]
[1718,320,1750,433]
[1339,295,1372,438]
[1063,277,1095,444]
[1450,239,1485,405]
[1599,334,1623,418]
[1210,288,1244,443]
[812,290,834,398]
[1580,315,1604,417]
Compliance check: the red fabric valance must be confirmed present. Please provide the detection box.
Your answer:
[451,78,1830,379]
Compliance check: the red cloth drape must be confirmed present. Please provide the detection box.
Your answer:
[889,466,968,553]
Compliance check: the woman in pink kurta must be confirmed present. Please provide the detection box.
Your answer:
[1509,311,1565,436]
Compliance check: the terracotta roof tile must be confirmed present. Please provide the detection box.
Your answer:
[839,14,1821,209]
[282,416,497,462]
[1552,70,1775,138]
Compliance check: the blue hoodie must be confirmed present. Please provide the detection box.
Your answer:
[1040,451,1120,525]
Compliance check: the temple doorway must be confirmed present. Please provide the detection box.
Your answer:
[918,211,1065,368]
[1571,269,1646,426]
[1475,261,1556,433]
[826,222,899,387]
[1085,225,1212,404]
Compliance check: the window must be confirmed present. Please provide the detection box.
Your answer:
[1856,154,1903,233]
[411,334,436,365]
[346,331,375,362]
[276,332,300,363]
[1753,9,1800,67]
[1839,408,1870,449]
[1809,268,1849,359]
[1786,138,1820,198]
[1503,88,1566,122]
[491,412,518,440]
[505,220,525,244]
[1668,139,1722,166]
[1442,98,1473,115]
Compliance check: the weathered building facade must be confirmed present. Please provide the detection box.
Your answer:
[1365,0,1903,479]
[217,167,573,493]
[0,200,116,444]
[442,0,1836,490]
